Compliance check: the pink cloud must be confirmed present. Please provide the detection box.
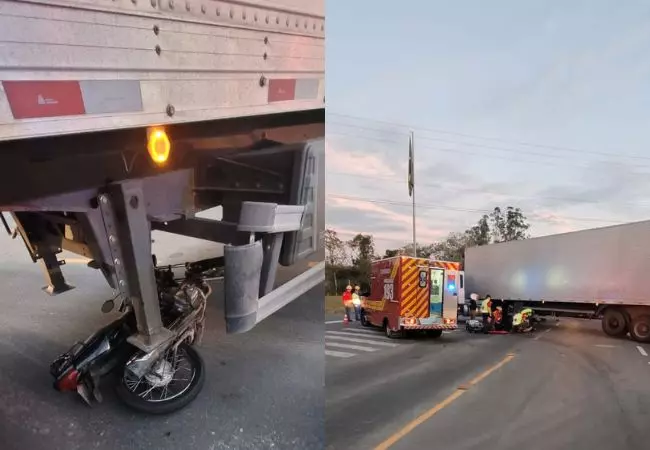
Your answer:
[327,196,447,247]
[325,139,396,177]
[528,210,582,234]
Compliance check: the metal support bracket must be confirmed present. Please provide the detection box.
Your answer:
[98,182,173,353]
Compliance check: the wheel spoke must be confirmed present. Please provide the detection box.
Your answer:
[139,383,157,399]
[123,345,198,403]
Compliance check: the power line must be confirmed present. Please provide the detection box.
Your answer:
[328,123,650,171]
[327,111,650,162]
[327,170,650,208]
[328,130,594,170]
[327,193,624,224]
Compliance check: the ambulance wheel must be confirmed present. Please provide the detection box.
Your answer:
[384,320,401,339]
[360,311,371,327]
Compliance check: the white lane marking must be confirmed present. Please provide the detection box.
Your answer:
[637,346,648,357]
[326,330,391,340]
[326,342,378,352]
[594,344,617,348]
[325,349,355,358]
[533,328,552,341]
[325,335,399,347]
[336,328,382,335]
[325,320,343,324]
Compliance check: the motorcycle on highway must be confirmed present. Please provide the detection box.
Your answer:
[49,257,221,414]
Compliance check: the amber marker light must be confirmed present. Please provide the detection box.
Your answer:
[147,127,171,165]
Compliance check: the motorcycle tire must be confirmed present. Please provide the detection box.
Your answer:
[115,343,205,415]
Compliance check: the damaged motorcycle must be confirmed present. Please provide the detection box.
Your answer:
[49,257,220,414]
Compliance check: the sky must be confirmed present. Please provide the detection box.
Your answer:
[325,0,650,254]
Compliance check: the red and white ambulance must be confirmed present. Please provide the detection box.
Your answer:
[361,256,464,338]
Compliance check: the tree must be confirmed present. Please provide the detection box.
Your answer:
[489,206,529,242]
[324,228,347,266]
[504,206,530,241]
[489,207,506,243]
[383,243,434,259]
[347,234,376,285]
[430,232,467,262]
[347,233,376,265]
[465,214,491,247]
[383,249,400,258]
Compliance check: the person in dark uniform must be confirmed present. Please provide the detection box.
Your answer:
[469,293,478,319]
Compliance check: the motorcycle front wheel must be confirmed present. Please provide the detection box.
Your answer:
[115,343,205,414]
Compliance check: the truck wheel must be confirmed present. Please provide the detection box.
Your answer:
[602,308,628,337]
[630,315,650,343]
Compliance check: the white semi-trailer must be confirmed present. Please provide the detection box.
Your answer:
[464,220,650,342]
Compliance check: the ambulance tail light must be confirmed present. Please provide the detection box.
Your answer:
[443,317,456,325]
[404,317,418,326]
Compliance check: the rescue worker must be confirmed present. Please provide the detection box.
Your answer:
[512,307,534,332]
[352,285,362,321]
[342,285,354,322]
[493,306,503,331]
[469,293,478,320]
[481,295,493,334]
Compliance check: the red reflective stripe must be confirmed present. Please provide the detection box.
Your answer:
[3,81,85,119]
[268,79,296,102]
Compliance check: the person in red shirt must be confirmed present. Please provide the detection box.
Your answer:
[342,285,354,321]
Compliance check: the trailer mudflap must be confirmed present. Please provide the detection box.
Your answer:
[223,241,264,334]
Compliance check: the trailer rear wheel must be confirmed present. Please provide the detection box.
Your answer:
[630,315,650,343]
[602,308,628,337]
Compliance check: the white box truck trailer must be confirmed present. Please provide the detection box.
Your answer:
[464,220,650,342]
[0,0,324,413]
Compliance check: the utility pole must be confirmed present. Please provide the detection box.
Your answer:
[408,130,416,257]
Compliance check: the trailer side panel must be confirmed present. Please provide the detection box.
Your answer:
[465,220,650,306]
[0,0,324,141]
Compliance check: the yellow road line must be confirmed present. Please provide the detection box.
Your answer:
[467,353,516,386]
[373,353,516,450]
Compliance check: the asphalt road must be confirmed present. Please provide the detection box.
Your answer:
[0,232,324,450]
[325,319,650,450]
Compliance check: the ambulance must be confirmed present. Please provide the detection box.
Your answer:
[361,256,464,338]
